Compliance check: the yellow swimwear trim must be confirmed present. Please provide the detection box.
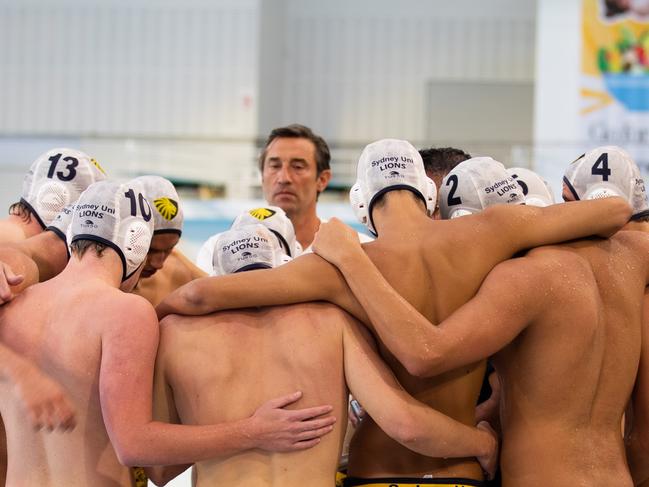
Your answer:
[131,466,147,487]
[342,477,483,487]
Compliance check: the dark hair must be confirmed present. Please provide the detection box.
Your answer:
[8,201,33,224]
[70,239,108,259]
[604,0,628,17]
[419,147,471,178]
[258,124,331,176]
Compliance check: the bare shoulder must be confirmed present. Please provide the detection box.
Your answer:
[486,251,556,290]
[158,312,193,334]
[101,291,158,330]
[614,229,649,252]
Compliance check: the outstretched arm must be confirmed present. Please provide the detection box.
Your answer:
[313,220,538,377]
[101,297,337,467]
[489,197,631,253]
[156,253,367,322]
[342,317,498,478]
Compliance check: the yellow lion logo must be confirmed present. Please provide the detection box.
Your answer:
[249,208,276,221]
[153,197,179,221]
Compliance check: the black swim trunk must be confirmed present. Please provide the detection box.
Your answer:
[343,476,485,487]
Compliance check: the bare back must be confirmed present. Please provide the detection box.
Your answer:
[156,303,349,487]
[0,274,134,487]
[349,216,520,478]
[493,237,648,485]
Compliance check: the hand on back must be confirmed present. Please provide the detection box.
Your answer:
[13,359,76,433]
[249,391,336,452]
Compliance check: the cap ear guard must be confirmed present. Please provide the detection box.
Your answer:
[118,217,153,280]
[350,182,371,231]
[34,181,72,226]
[449,208,474,219]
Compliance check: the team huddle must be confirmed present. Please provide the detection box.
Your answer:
[0,126,647,487]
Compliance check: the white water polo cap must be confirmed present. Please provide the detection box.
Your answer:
[439,157,525,219]
[212,224,292,275]
[350,139,436,235]
[507,167,556,207]
[563,146,649,219]
[231,206,301,257]
[133,175,183,235]
[46,204,76,258]
[20,148,107,228]
[70,180,154,281]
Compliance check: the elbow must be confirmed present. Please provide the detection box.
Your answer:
[600,198,633,237]
[113,436,148,467]
[145,467,171,486]
[402,352,443,379]
[178,280,206,313]
[158,280,205,319]
[115,446,142,468]
[385,409,422,450]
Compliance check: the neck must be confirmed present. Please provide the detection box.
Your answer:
[287,207,321,249]
[371,191,429,239]
[64,250,123,288]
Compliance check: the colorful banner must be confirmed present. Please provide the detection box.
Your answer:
[581,0,649,169]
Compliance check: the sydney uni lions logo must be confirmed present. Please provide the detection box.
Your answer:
[153,197,179,221]
[249,208,276,221]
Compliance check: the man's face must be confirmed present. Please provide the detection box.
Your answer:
[140,233,180,279]
[261,137,331,218]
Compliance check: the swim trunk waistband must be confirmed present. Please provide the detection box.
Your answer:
[343,476,485,487]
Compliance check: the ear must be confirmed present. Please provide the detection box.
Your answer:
[316,169,332,193]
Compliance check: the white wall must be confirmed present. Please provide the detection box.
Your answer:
[533,0,584,192]
[0,0,263,197]
[259,0,537,145]
[0,0,260,138]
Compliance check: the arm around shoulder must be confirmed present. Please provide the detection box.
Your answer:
[341,316,497,468]
[156,253,361,321]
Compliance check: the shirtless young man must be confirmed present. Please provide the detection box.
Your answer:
[306,146,649,486]
[0,175,204,307]
[148,225,497,487]
[128,175,206,306]
[158,139,631,486]
[0,148,106,244]
[0,180,336,486]
[0,147,105,484]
